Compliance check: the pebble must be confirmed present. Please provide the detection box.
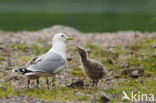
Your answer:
[91,92,111,103]
[86,48,92,53]
[152,43,156,48]
[106,58,113,64]
[67,80,84,88]
[131,70,139,78]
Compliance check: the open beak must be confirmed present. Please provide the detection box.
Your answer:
[66,37,74,40]
[75,47,79,52]
[75,47,82,53]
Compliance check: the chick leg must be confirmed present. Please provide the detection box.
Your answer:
[95,80,98,88]
[92,80,95,88]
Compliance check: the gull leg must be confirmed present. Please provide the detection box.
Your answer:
[46,77,49,89]
[36,78,39,88]
[27,78,30,89]
[51,76,55,90]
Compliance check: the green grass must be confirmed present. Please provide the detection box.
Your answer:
[7,43,50,55]
[128,38,156,73]
[0,83,92,101]
[1,78,155,102]
[7,43,29,51]
[26,87,91,101]
[31,44,50,55]
[15,55,32,62]
[85,37,156,74]
[69,67,86,78]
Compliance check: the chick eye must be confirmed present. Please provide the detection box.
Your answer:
[61,35,64,37]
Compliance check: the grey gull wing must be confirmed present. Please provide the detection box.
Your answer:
[27,52,66,73]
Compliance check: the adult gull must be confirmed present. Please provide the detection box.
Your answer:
[12,33,74,89]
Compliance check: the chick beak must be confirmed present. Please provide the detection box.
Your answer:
[66,37,74,40]
[76,47,82,53]
[75,47,79,52]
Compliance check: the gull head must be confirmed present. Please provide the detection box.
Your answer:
[53,33,74,44]
[76,47,87,58]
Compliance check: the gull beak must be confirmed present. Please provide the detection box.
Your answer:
[66,37,74,40]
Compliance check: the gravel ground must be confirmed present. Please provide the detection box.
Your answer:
[0,25,155,103]
[0,25,155,48]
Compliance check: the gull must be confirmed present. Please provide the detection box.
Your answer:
[12,33,74,89]
[76,47,108,88]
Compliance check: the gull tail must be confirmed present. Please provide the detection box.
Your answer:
[12,68,31,74]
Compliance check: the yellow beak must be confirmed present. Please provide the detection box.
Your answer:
[67,37,74,40]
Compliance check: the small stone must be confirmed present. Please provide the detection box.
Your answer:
[91,92,111,103]
[131,70,139,78]
[67,57,72,61]
[106,58,113,64]
[100,92,110,103]
[114,74,120,79]
[86,48,92,53]
[121,69,133,76]
[138,68,144,76]
[121,66,144,78]
[152,43,156,48]
[152,51,156,58]
[0,46,5,50]
[131,66,144,76]
[121,62,130,68]
[67,80,84,88]
[67,54,72,61]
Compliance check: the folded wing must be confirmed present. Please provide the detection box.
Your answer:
[27,52,66,74]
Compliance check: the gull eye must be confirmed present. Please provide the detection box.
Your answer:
[61,35,64,37]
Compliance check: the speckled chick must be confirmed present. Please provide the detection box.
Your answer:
[76,47,108,87]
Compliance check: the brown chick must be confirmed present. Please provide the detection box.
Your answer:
[76,47,108,88]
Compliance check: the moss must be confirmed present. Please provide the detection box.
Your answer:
[0,77,155,102]
[85,43,99,50]
[16,55,32,62]
[26,87,92,101]
[8,44,16,48]
[0,83,14,98]
[128,38,156,73]
[115,46,126,55]
[6,43,29,51]
[0,57,5,62]
[37,38,46,44]
[31,44,49,55]
[0,83,91,101]
[130,42,143,51]
[69,67,86,78]
[16,44,29,50]
[102,78,156,102]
